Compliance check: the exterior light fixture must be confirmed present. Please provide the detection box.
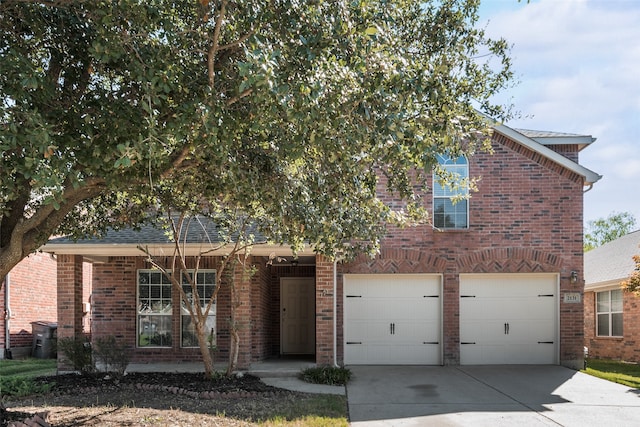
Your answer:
[570,271,578,283]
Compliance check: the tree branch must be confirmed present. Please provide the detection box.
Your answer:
[160,144,192,180]
[19,178,107,251]
[208,0,228,89]
[217,28,258,52]
[225,88,253,107]
[0,177,106,278]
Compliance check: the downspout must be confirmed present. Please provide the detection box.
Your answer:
[3,273,11,359]
[333,260,338,367]
[583,183,594,193]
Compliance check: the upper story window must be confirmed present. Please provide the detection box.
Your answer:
[433,154,469,229]
[596,289,623,337]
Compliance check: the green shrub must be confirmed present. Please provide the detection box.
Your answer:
[299,366,351,386]
[0,376,54,399]
[57,337,94,373]
[93,336,130,376]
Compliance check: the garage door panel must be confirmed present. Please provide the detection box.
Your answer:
[460,274,558,365]
[344,274,442,365]
[387,297,437,320]
[393,320,439,342]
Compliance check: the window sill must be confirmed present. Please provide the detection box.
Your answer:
[433,227,470,233]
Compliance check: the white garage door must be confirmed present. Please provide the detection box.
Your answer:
[344,274,442,365]
[460,274,558,365]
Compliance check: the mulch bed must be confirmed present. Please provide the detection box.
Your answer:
[2,372,306,426]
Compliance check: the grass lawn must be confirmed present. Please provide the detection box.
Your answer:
[583,358,640,389]
[0,358,56,378]
[0,358,57,398]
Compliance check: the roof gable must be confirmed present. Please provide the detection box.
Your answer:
[493,124,601,186]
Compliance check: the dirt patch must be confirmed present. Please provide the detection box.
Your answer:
[3,372,334,426]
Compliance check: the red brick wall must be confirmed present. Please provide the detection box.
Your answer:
[56,132,587,369]
[90,256,231,363]
[250,259,271,361]
[333,132,586,368]
[88,256,273,368]
[315,256,335,365]
[547,144,579,163]
[0,252,58,353]
[0,253,91,358]
[585,290,640,362]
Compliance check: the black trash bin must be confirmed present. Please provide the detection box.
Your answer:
[31,321,58,359]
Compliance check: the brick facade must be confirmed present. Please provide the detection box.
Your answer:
[336,133,585,368]
[74,255,318,369]
[1,253,91,359]
[584,290,640,362]
[51,130,588,369]
[1,252,57,357]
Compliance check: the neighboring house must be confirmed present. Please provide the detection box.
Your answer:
[41,123,601,370]
[584,230,640,362]
[1,252,92,359]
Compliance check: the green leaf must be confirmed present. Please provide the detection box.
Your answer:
[364,26,378,36]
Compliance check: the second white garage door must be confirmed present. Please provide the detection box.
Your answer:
[460,273,559,365]
[344,274,442,365]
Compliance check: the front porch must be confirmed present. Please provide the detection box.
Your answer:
[53,253,338,371]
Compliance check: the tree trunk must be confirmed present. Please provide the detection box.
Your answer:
[227,325,239,376]
[196,321,215,378]
[226,266,240,376]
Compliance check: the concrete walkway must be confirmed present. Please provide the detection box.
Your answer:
[346,365,640,426]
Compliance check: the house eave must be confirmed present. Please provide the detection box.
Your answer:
[493,124,602,186]
[41,242,316,259]
[528,136,595,151]
[584,279,624,292]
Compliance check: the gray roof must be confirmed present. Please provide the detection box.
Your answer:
[584,230,640,289]
[515,128,596,151]
[49,217,227,245]
[42,216,304,258]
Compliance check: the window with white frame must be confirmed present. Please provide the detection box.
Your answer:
[596,289,623,337]
[433,154,469,229]
[181,270,217,348]
[137,270,173,347]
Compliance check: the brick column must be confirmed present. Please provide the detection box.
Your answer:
[315,255,335,366]
[232,256,252,370]
[443,272,460,365]
[57,254,84,370]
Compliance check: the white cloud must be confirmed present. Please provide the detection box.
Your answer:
[479,0,640,224]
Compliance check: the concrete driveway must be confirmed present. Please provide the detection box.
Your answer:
[346,365,640,426]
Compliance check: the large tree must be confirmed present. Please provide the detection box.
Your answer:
[1,0,513,280]
[584,212,637,252]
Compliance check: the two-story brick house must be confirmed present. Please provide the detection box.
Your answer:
[42,122,600,370]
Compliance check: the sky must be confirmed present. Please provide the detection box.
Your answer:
[477,0,640,227]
